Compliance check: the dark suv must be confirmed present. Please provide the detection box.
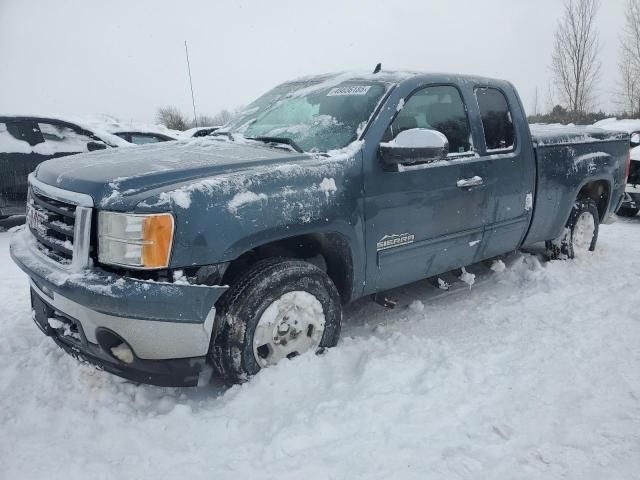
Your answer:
[0,116,129,218]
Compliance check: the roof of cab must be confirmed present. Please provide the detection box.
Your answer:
[282,70,513,89]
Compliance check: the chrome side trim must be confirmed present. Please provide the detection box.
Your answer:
[71,207,92,272]
[28,173,94,208]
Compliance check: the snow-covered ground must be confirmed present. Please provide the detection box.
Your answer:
[1,218,639,479]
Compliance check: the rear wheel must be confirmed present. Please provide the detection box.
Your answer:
[210,258,342,384]
[546,196,599,260]
[616,206,639,217]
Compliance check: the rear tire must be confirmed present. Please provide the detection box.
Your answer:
[546,196,599,260]
[210,258,342,384]
[616,206,639,217]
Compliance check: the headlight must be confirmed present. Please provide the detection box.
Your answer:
[98,212,174,269]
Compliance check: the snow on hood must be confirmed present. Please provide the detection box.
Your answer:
[35,136,362,209]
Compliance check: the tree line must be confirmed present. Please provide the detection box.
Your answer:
[530,0,640,124]
[155,106,235,131]
[156,0,640,130]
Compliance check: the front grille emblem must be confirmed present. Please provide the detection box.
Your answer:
[26,203,49,237]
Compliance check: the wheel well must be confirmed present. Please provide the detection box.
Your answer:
[221,233,354,304]
[578,180,610,221]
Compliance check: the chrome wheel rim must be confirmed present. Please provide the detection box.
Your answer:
[253,291,326,368]
[572,211,595,257]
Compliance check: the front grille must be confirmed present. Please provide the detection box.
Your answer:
[28,189,77,265]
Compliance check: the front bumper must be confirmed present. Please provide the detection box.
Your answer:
[11,227,228,387]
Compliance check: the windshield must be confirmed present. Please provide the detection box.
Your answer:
[222,79,389,152]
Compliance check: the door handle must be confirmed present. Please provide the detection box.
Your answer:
[456,176,484,188]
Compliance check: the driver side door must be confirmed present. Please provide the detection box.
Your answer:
[363,84,492,292]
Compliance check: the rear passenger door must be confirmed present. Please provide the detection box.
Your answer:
[471,87,535,258]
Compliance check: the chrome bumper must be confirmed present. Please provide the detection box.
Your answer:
[11,227,228,361]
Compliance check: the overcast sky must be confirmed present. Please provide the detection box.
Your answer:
[0,0,628,123]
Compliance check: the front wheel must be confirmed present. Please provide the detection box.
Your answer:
[210,258,342,384]
[546,196,599,260]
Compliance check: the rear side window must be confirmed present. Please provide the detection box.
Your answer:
[475,88,515,151]
[0,122,36,153]
[37,122,98,153]
[5,120,43,147]
[385,85,472,155]
[130,134,163,144]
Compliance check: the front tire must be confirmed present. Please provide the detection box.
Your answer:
[546,196,599,259]
[210,258,342,384]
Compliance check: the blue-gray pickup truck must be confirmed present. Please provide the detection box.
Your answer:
[10,71,630,386]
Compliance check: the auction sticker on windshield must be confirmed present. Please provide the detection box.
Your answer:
[327,85,371,96]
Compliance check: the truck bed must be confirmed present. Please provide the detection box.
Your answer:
[529,124,628,147]
[523,124,629,246]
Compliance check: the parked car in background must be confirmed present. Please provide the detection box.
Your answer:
[113,131,177,144]
[179,126,221,138]
[10,71,629,386]
[0,115,178,218]
[0,115,129,218]
[594,118,640,216]
[87,116,179,144]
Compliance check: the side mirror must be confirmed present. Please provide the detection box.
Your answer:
[379,128,449,165]
[87,141,107,152]
[631,133,640,147]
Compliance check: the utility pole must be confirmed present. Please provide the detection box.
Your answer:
[184,40,198,128]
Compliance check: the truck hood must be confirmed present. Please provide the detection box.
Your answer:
[35,138,308,209]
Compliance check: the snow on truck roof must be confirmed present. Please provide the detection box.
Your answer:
[281,70,511,88]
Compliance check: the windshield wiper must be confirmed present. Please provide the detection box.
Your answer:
[248,136,303,153]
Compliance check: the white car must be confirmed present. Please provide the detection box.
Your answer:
[595,119,640,216]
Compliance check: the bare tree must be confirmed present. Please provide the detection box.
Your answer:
[192,115,218,127]
[551,0,602,114]
[617,0,640,115]
[156,106,190,131]
[210,109,234,126]
[617,50,640,115]
[188,109,236,128]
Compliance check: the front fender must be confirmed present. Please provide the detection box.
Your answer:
[136,150,365,275]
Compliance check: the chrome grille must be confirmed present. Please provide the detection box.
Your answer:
[26,175,93,271]
[28,190,77,264]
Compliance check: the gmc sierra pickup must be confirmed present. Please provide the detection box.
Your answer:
[10,71,630,386]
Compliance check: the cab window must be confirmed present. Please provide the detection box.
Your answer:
[385,85,472,155]
[474,87,515,151]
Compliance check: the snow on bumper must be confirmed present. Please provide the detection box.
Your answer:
[10,227,228,362]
